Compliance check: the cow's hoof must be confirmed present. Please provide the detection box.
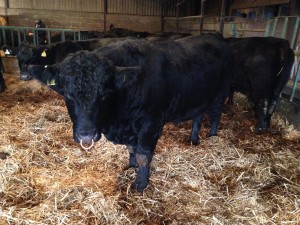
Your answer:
[255,127,267,134]
[131,180,148,192]
[270,130,281,135]
[223,105,234,116]
[131,166,149,192]
[188,138,199,146]
[0,87,6,93]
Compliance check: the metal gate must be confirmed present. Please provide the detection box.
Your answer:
[0,26,84,47]
[264,16,300,102]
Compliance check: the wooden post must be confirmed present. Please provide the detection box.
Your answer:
[104,0,107,31]
[161,0,165,32]
[176,0,179,32]
[4,0,9,25]
[199,0,205,34]
[290,0,297,16]
[219,0,226,34]
[176,0,186,33]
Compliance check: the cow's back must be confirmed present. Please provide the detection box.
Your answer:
[98,34,233,123]
[227,37,294,99]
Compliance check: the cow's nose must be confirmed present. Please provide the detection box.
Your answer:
[20,72,32,81]
[77,132,96,144]
[76,131,101,150]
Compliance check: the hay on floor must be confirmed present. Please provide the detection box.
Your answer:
[0,73,299,224]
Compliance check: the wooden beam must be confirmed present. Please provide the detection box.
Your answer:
[219,0,226,34]
[176,0,179,32]
[104,0,107,31]
[161,0,165,32]
[4,0,9,25]
[199,0,205,34]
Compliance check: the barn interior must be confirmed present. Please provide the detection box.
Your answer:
[0,0,300,224]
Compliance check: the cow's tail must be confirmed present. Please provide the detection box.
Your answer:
[268,41,294,116]
[274,41,294,99]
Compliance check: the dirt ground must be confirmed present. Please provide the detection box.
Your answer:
[0,73,299,225]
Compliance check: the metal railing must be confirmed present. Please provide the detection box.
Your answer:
[264,16,300,102]
[0,26,85,47]
[290,49,300,101]
[265,16,300,49]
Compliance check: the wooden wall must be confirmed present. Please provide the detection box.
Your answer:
[0,0,182,32]
[1,0,178,15]
[4,0,103,12]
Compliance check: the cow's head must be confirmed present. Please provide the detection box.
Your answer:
[2,45,17,56]
[28,50,143,150]
[17,41,36,80]
[17,41,51,81]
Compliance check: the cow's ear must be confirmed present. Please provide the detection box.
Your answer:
[2,45,17,56]
[115,66,143,89]
[27,64,60,87]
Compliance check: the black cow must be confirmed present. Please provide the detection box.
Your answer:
[15,38,130,81]
[0,57,6,92]
[189,36,294,145]
[85,26,150,39]
[19,34,192,91]
[148,32,192,40]
[27,35,233,192]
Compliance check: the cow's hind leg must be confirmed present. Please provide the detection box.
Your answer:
[208,104,223,137]
[255,98,269,134]
[189,115,204,145]
[266,98,278,129]
[208,88,229,136]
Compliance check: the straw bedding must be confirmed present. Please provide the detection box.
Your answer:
[0,73,299,224]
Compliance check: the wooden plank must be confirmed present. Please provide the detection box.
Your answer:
[0,0,6,8]
[5,0,175,16]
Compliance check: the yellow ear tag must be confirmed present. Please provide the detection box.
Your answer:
[41,50,47,57]
[47,79,56,86]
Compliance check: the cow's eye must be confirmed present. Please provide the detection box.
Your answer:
[66,94,75,102]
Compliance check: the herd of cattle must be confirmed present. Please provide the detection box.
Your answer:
[0,30,295,192]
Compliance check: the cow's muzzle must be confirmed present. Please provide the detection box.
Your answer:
[75,131,101,151]
[20,72,33,81]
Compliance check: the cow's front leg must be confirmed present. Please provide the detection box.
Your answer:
[131,121,162,192]
[131,148,152,192]
[126,145,138,168]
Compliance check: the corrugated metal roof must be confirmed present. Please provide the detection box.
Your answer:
[231,0,290,9]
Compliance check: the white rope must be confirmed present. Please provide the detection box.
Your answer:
[276,66,283,77]
[80,139,94,151]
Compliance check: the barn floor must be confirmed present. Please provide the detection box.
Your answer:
[0,73,300,225]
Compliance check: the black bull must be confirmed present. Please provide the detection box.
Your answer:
[6,38,130,81]
[189,36,295,145]
[27,35,233,192]
[14,33,191,82]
